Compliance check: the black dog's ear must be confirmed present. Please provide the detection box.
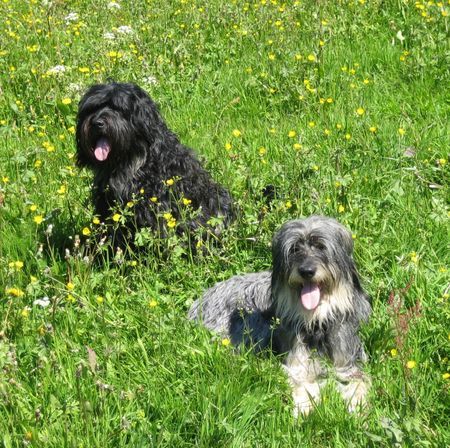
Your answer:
[130,91,167,146]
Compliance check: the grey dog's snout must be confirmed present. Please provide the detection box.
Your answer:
[298,265,316,279]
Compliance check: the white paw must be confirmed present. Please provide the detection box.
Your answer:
[292,381,321,417]
[338,378,369,413]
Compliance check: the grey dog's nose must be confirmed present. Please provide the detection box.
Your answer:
[298,266,316,279]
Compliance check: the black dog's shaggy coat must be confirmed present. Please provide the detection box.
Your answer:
[76,82,234,246]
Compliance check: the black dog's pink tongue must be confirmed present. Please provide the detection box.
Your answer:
[301,282,321,310]
[94,138,111,161]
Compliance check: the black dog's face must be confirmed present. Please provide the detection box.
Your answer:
[75,82,164,168]
[272,216,355,311]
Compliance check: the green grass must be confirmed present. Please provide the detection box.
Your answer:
[0,0,449,446]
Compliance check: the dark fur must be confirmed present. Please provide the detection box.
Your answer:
[76,82,233,247]
[189,216,371,414]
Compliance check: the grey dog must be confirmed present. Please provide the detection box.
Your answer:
[189,216,371,415]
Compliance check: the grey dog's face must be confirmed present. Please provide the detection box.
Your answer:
[272,216,354,311]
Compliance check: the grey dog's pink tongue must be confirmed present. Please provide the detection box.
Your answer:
[301,283,321,310]
[94,138,111,161]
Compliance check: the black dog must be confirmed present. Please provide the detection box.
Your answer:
[76,82,234,248]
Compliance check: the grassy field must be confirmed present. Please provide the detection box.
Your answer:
[0,0,449,446]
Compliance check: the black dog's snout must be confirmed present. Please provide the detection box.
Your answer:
[93,118,105,129]
[298,266,316,279]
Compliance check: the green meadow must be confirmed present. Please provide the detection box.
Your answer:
[0,0,449,446]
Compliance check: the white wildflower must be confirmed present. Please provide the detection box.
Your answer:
[64,12,79,24]
[107,2,121,10]
[117,25,133,35]
[33,297,50,308]
[47,65,67,75]
[143,75,158,86]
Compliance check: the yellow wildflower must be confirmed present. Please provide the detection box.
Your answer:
[406,360,416,369]
[5,287,24,297]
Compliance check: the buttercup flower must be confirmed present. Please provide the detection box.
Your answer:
[6,287,25,297]
[406,360,417,369]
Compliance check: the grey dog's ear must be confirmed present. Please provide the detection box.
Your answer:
[330,219,354,255]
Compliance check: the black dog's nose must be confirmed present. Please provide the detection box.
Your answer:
[298,266,316,279]
[93,119,105,128]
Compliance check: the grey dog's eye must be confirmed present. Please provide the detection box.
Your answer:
[291,240,304,254]
[311,241,325,250]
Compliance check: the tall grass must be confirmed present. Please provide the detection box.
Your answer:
[0,1,448,446]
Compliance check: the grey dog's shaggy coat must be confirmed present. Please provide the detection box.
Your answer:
[189,216,371,415]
